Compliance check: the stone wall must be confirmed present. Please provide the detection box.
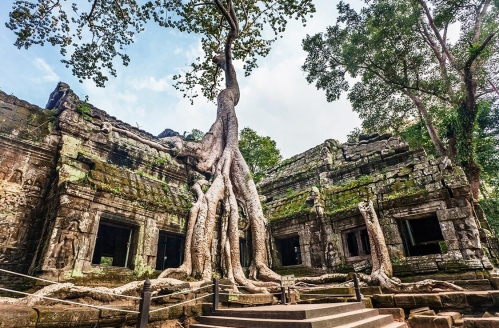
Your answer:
[259,133,497,277]
[1,83,497,289]
[0,83,194,287]
[0,92,60,288]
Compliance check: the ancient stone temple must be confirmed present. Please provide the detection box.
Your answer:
[0,83,192,288]
[260,134,498,281]
[0,83,498,290]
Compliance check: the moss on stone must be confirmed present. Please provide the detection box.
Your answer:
[268,190,309,221]
[133,255,155,278]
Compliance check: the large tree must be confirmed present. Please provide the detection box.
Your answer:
[239,127,282,183]
[6,0,314,290]
[302,0,499,201]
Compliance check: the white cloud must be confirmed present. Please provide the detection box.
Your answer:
[116,92,138,103]
[32,58,60,82]
[129,76,171,92]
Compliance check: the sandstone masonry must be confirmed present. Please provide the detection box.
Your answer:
[0,83,497,289]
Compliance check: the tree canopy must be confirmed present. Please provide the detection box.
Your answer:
[7,0,315,101]
[302,0,499,200]
[239,127,282,183]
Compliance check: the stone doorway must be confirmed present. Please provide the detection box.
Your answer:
[277,236,302,266]
[156,232,185,270]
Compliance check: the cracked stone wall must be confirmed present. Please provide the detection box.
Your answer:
[0,84,194,287]
[259,133,497,277]
[1,83,497,289]
[0,92,60,288]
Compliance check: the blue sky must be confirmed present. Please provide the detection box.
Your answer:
[0,0,362,159]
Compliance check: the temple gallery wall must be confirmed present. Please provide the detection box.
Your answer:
[1,83,498,289]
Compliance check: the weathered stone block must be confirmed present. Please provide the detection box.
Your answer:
[466,291,494,308]
[0,305,38,327]
[412,293,442,308]
[378,308,405,322]
[35,306,101,327]
[453,279,492,291]
[440,292,468,308]
[437,311,462,322]
[408,314,437,328]
[394,294,416,308]
[464,318,499,328]
[371,294,395,307]
[433,315,452,328]
[489,290,499,306]
[360,286,382,296]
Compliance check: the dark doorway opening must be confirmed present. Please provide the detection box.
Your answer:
[277,236,302,266]
[399,215,444,257]
[92,221,134,267]
[156,232,185,270]
[342,225,371,261]
[239,238,253,267]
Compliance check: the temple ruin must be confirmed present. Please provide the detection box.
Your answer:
[1,83,498,292]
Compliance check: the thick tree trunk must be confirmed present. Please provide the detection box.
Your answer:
[406,92,447,157]
[158,32,279,291]
[456,102,480,201]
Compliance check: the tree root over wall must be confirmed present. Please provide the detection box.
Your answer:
[297,201,463,293]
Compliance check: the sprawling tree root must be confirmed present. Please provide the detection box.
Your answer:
[358,200,463,293]
[0,278,203,307]
[295,274,349,285]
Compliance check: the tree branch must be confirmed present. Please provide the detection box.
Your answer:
[472,0,491,44]
[87,0,99,22]
[361,58,452,103]
[464,32,497,109]
[417,0,460,76]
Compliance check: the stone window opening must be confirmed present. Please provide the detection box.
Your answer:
[91,221,136,268]
[276,236,302,266]
[156,232,185,270]
[342,225,371,261]
[399,215,444,257]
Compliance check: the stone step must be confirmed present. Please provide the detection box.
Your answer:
[190,324,232,328]
[463,317,499,327]
[378,322,408,328]
[190,324,406,328]
[452,279,492,290]
[338,315,394,328]
[212,303,366,320]
[299,287,355,295]
[198,308,379,328]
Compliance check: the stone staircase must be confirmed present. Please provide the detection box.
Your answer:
[192,302,407,328]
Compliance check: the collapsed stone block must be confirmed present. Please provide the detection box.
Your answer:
[378,308,405,322]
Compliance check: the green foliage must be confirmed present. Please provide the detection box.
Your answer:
[476,102,499,234]
[179,193,192,209]
[439,241,448,254]
[302,0,499,192]
[146,154,172,169]
[76,96,92,121]
[475,102,499,179]
[239,127,282,183]
[346,127,362,143]
[7,0,315,101]
[399,121,437,156]
[188,129,205,141]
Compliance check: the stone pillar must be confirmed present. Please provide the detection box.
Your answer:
[299,223,311,267]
